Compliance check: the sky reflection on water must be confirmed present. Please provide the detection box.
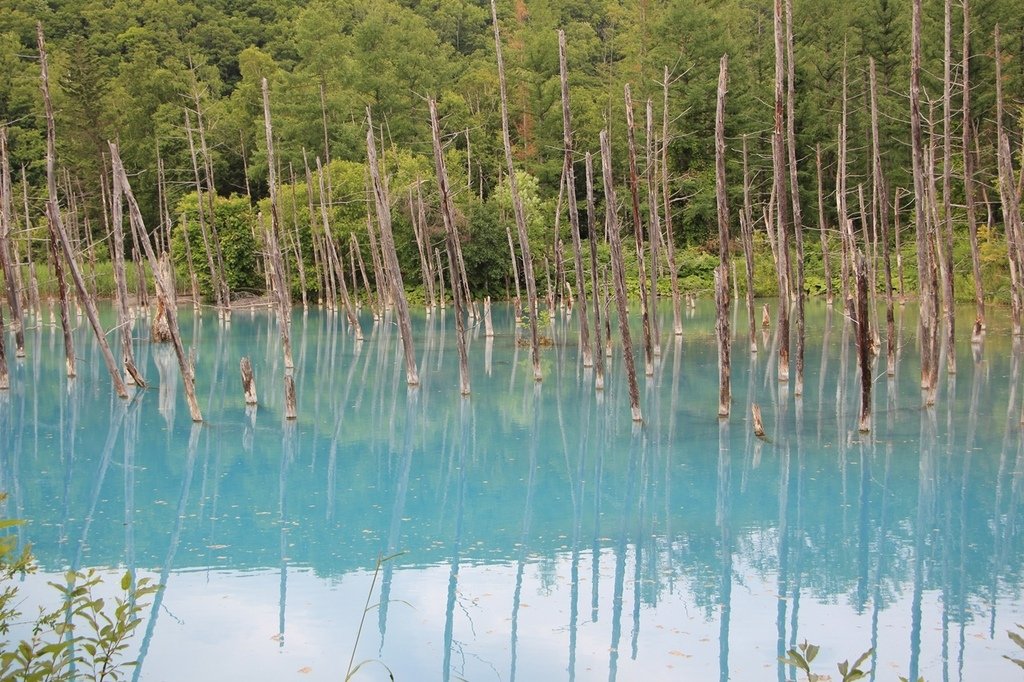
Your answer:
[1,300,1023,681]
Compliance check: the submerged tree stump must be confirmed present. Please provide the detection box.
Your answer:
[284,373,297,420]
[241,356,258,405]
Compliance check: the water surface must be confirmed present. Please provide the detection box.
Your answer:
[1,300,1023,681]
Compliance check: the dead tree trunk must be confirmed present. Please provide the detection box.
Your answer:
[111,142,203,421]
[624,84,654,377]
[366,107,419,386]
[0,127,25,357]
[785,0,805,395]
[240,356,258,405]
[109,158,146,387]
[741,136,757,354]
[856,251,872,432]
[601,130,642,422]
[772,0,792,384]
[558,31,592,369]
[429,99,470,395]
[870,59,897,377]
[490,0,542,382]
[585,152,605,390]
[815,145,834,307]
[261,78,294,372]
[715,55,732,418]
[645,99,662,358]
[941,0,956,374]
[316,158,361,338]
[995,27,1024,337]
[962,0,985,329]
[39,24,127,397]
[409,183,436,312]
[912,0,938,401]
[184,109,225,313]
[662,66,683,337]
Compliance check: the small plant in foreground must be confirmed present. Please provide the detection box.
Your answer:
[780,640,872,682]
[0,502,158,681]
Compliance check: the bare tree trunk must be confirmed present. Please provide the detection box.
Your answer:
[241,356,258,405]
[490,0,542,382]
[111,142,203,421]
[912,0,938,402]
[184,109,225,313]
[856,251,872,432]
[601,130,642,422]
[367,107,419,386]
[109,157,146,387]
[409,184,435,312]
[772,0,792,383]
[558,31,592,370]
[315,158,361,338]
[645,99,662,358]
[715,55,732,418]
[995,27,1023,337]
[287,165,309,311]
[941,0,956,374]
[894,187,906,301]
[0,127,25,357]
[39,24,127,397]
[662,66,683,337]
[0,304,7,389]
[429,99,471,395]
[784,0,805,395]
[261,78,294,372]
[962,0,985,330]
[624,84,654,377]
[815,145,834,307]
[870,59,897,377]
[585,152,605,390]
[741,136,757,353]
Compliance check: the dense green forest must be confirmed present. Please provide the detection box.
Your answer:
[1,0,1023,299]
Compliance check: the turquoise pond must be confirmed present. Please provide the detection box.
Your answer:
[1,300,1023,681]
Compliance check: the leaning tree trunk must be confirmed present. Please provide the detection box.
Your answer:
[38,24,127,398]
[366,107,419,386]
[429,99,471,395]
[601,130,642,422]
[111,142,203,421]
[490,0,542,382]
[624,84,654,377]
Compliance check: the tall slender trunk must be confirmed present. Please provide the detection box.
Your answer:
[784,0,805,395]
[962,0,985,329]
[741,136,757,354]
[585,152,605,390]
[715,55,732,418]
[624,84,654,377]
[772,0,792,383]
[815,145,834,307]
[491,0,541,381]
[662,66,683,337]
[558,31,592,370]
[870,59,897,377]
[941,0,956,374]
[0,127,25,357]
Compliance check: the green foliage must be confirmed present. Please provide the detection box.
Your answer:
[1005,623,1024,672]
[172,193,263,299]
[0,498,158,681]
[780,640,873,682]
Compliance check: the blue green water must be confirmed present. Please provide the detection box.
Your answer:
[1,300,1023,681]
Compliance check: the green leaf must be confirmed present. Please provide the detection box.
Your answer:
[120,572,132,591]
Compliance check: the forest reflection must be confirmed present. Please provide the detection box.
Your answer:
[1,301,1022,680]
